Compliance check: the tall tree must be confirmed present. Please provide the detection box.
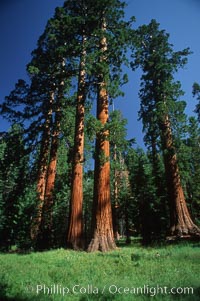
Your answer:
[27,61,63,248]
[131,20,200,237]
[36,80,64,249]
[30,90,54,242]
[63,0,92,249]
[37,0,94,250]
[25,6,76,248]
[67,34,86,250]
[87,0,134,252]
[88,16,115,251]
[0,76,53,245]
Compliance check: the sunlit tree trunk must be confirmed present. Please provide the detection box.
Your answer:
[36,127,59,249]
[88,86,116,252]
[30,91,53,242]
[160,114,200,237]
[88,19,117,252]
[67,35,86,250]
[37,85,63,249]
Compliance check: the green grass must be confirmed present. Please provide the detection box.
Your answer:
[0,241,199,301]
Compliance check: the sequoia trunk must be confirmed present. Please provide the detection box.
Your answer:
[36,87,62,249]
[30,91,53,242]
[88,19,117,252]
[36,130,59,249]
[88,86,116,252]
[67,35,86,250]
[160,115,200,237]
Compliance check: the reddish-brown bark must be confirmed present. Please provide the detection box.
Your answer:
[36,84,63,249]
[36,120,60,249]
[30,92,53,242]
[88,85,116,252]
[88,18,116,252]
[67,37,86,250]
[160,115,200,237]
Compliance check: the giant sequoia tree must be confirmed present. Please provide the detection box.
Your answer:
[1,8,74,248]
[87,0,134,252]
[65,0,90,250]
[131,20,200,237]
[1,0,134,250]
[88,17,116,251]
[27,36,70,248]
[29,4,88,249]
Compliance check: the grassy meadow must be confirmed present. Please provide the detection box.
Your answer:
[0,241,199,301]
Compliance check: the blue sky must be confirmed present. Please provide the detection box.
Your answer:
[0,0,200,147]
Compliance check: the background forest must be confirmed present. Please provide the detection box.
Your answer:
[0,0,200,253]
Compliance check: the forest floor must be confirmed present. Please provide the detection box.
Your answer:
[0,240,199,301]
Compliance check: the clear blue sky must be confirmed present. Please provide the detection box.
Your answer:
[0,0,200,147]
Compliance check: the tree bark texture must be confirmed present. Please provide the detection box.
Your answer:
[36,87,62,249]
[88,20,117,252]
[160,115,200,237]
[67,36,86,250]
[88,111,116,252]
[36,130,59,249]
[30,92,53,242]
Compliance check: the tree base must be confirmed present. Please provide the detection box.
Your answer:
[166,234,200,243]
[169,223,200,237]
[87,234,117,252]
[66,239,85,251]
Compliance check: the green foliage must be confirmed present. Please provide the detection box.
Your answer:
[83,171,94,242]
[1,0,200,250]
[85,114,103,142]
[192,82,200,122]
[108,110,135,241]
[0,125,30,250]
[15,186,37,250]
[131,20,191,142]
[51,137,72,248]
[52,186,70,248]
[126,148,168,244]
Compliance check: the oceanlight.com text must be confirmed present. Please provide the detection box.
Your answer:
[25,283,194,297]
[107,284,193,297]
